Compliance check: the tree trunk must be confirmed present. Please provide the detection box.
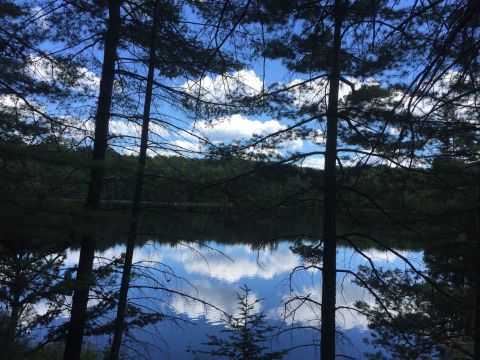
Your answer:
[474,164,480,360]
[109,2,160,359]
[475,265,480,360]
[320,0,344,359]
[63,1,121,359]
[7,275,21,343]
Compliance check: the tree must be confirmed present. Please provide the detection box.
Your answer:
[194,285,288,360]
[355,249,474,359]
[0,238,70,358]
[63,1,122,359]
[107,0,246,356]
[108,1,160,358]
[240,1,417,357]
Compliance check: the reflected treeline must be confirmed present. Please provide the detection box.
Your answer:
[0,182,478,359]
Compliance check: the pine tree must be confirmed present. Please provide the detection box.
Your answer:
[195,285,288,360]
[62,1,122,359]
[243,1,415,357]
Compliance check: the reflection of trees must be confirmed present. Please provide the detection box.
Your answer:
[355,244,474,359]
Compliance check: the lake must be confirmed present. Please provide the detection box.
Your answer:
[56,211,425,359]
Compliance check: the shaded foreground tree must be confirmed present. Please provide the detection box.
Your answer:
[241,0,418,357]
[0,239,69,357]
[106,0,246,356]
[108,0,160,358]
[63,1,122,359]
[320,1,343,357]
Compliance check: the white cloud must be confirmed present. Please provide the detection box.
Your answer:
[179,114,304,155]
[26,55,100,92]
[182,69,263,103]
[300,156,325,169]
[288,76,367,110]
[194,114,283,142]
[0,94,24,108]
[172,139,202,153]
[60,117,168,146]
[308,129,325,145]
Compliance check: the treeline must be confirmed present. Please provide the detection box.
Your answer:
[1,143,321,210]
[3,140,477,225]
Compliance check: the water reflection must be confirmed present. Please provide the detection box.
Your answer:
[62,240,423,358]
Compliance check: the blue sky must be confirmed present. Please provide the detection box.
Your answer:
[4,0,452,169]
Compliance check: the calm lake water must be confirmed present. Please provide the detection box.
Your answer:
[61,235,423,359]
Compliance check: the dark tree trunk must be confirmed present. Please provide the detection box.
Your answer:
[109,2,160,359]
[320,0,344,359]
[7,273,21,343]
[475,264,480,360]
[474,165,480,360]
[63,1,121,359]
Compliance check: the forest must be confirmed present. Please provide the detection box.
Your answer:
[0,0,479,359]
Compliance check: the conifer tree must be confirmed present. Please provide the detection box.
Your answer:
[196,285,288,360]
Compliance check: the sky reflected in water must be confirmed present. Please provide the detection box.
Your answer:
[63,241,423,359]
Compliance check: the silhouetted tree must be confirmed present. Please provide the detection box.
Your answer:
[195,285,288,360]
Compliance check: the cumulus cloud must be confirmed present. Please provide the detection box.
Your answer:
[193,114,282,142]
[26,55,100,92]
[287,76,368,110]
[60,116,168,144]
[179,114,304,156]
[182,69,263,103]
[300,156,325,169]
[179,70,307,155]
[0,94,26,108]
[171,139,202,153]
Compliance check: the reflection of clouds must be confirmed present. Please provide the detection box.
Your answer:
[276,283,372,330]
[361,249,407,263]
[62,242,422,333]
[171,280,260,324]
[169,244,299,282]
[65,243,164,268]
[356,249,425,271]
[361,249,397,262]
[276,249,424,330]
